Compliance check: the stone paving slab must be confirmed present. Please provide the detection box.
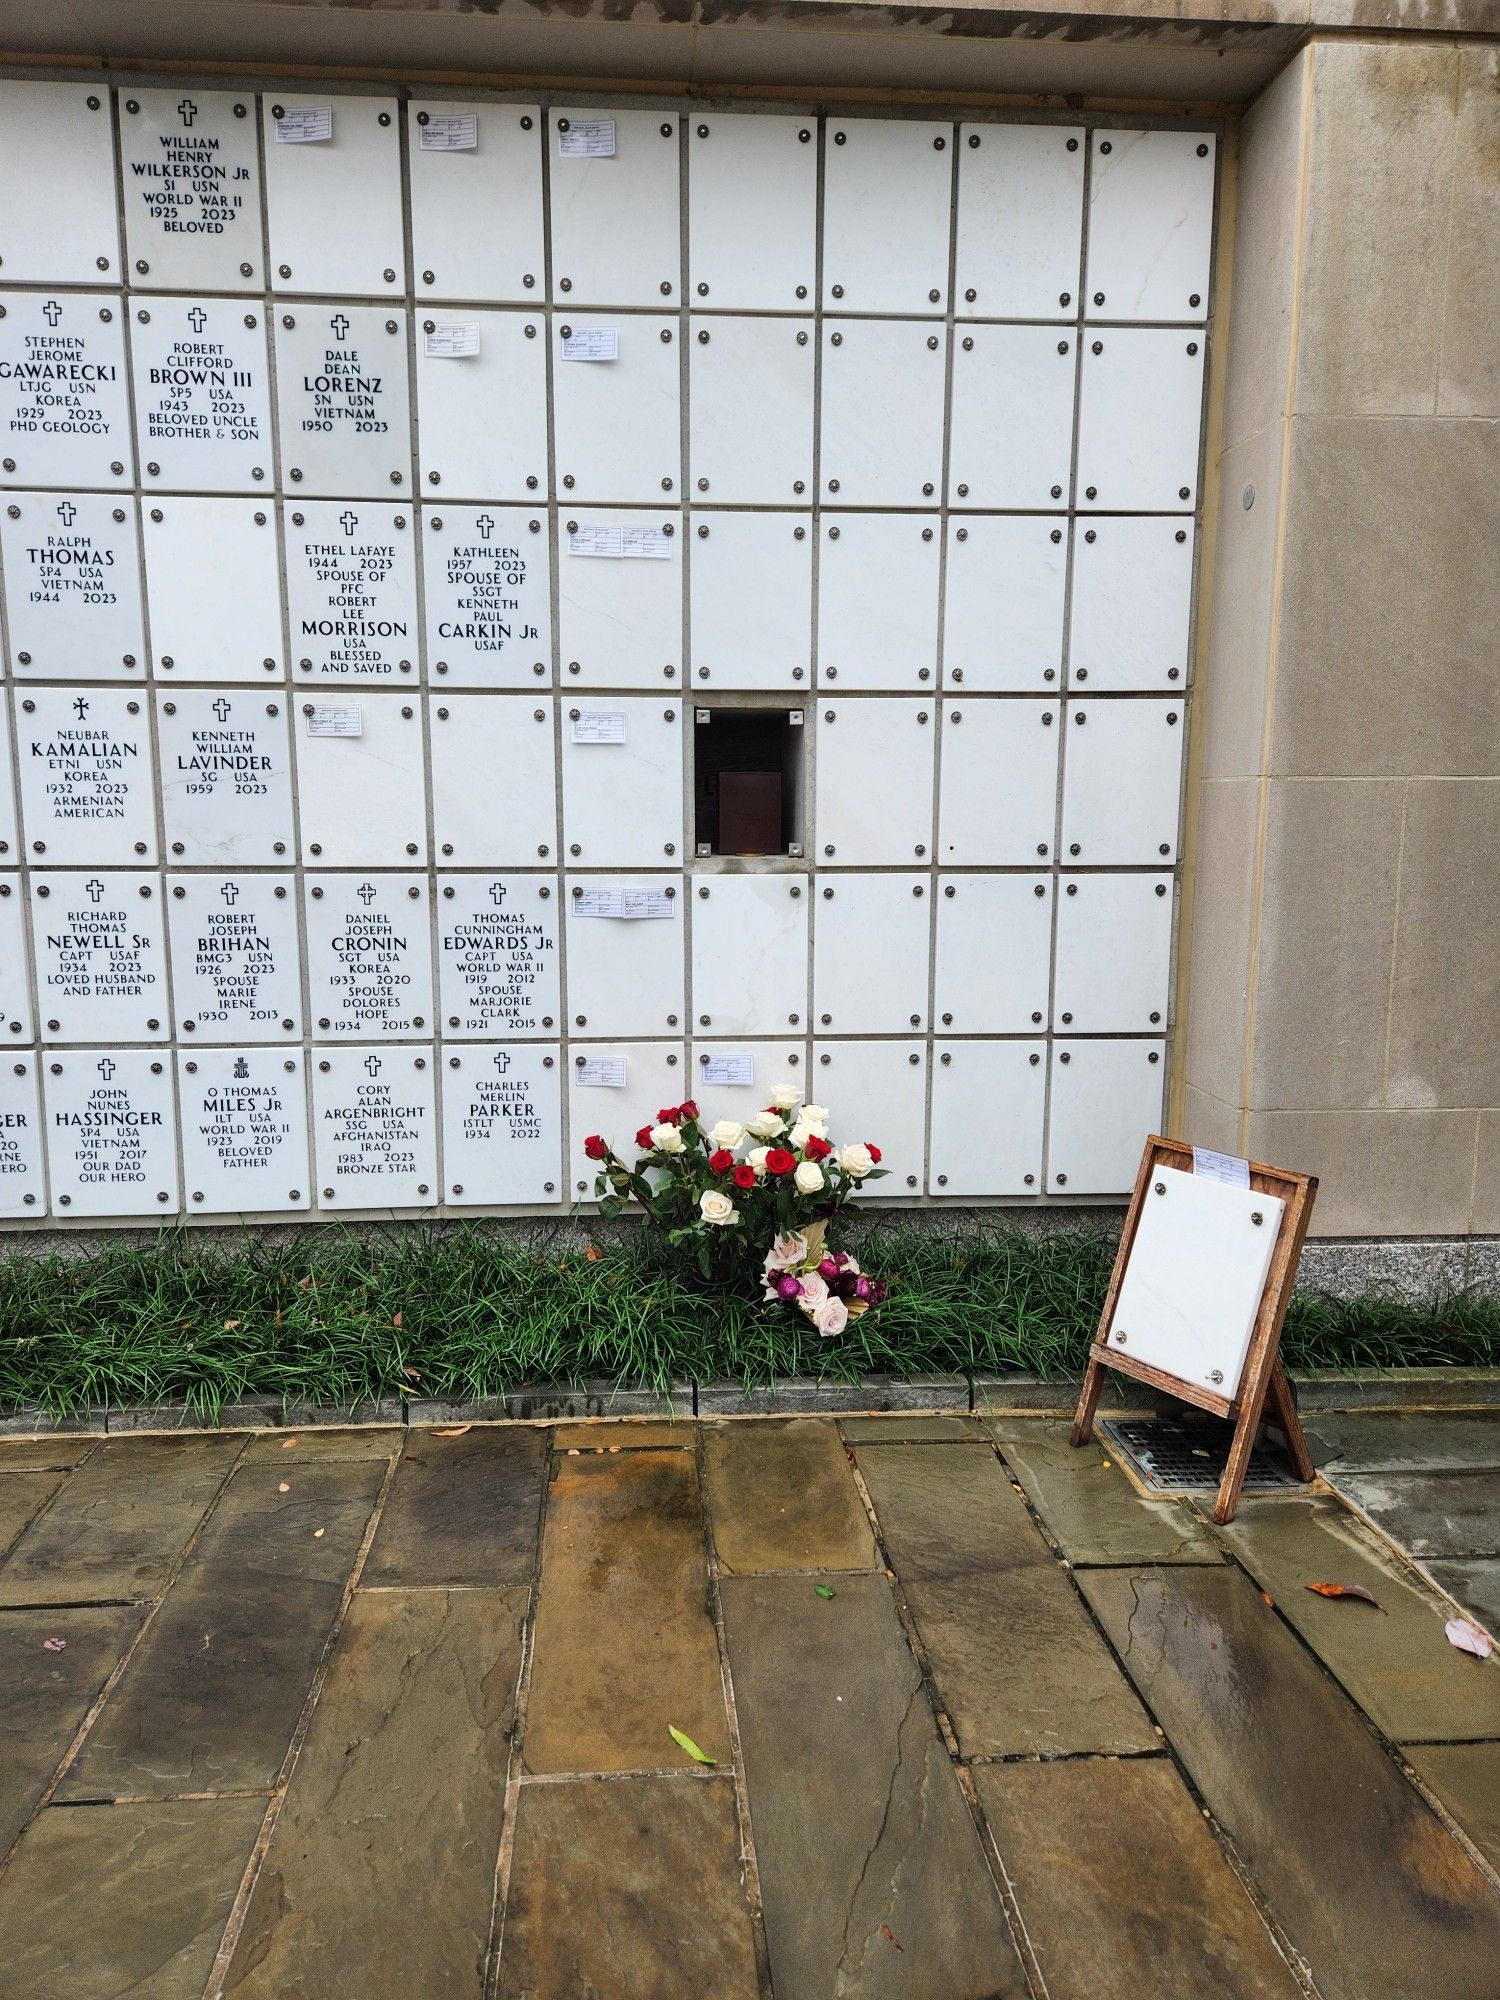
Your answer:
[0,1469,63,1563]
[991,1419,1222,1566]
[1081,1566,1500,2000]
[721,1571,1028,2000]
[362,1426,545,1588]
[0,1604,144,1855]
[241,1426,404,1462]
[552,1419,696,1450]
[0,1798,265,1999]
[1323,1466,1500,1559]
[704,1418,877,1574]
[1404,1742,1500,1873]
[498,1775,760,1999]
[1425,1556,1500,1636]
[222,1586,526,1998]
[0,1436,98,1470]
[0,1434,243,1606]
[1220,1495,1500,1743]
[841,1414,986,1441]
[859,1443,1158,1756]
[974,1756,1304,2000]
[524,1449,730,1775]
[59,1461,385,1800]
[1305,1411,1500,1473]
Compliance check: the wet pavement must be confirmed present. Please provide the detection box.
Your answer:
[0,1408,1495,1998]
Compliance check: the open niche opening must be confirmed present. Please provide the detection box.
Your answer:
[693,707,804,857]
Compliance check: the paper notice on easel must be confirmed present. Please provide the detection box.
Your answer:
[1192,1147,1251,1189]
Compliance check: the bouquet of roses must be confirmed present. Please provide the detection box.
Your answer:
[762,1221,888,1338]
[581,1084,888,1304]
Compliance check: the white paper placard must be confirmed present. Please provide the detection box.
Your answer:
[1193,1146,1252,1190]
[304,704,363,739]
[558,119,616,158]
[0,291,134,489]
[120,88,264,293]
[167,874,302,1042]
[424,507,551,688]
[2,492,145,678]
[0,1053,44,1216]
[274,105,332,144]
[44,1050,179,1216]
[423,319,480,358]
[561,327,618,362]
[296,695,426,866]
[571,709,627,744]
[304,872,434,1039]
[570,886,676,920]
[311,1047,437,1208]
[157,691,295,864]
[567,524,671,560]
[442,1044,561,1205]
[575,1056,627,1087]
[31,871,168,1042]
[274,306,412,497]
[129,298,273,491]
[419,113,478,152]
[179,1049,310,1213]
[436,874,559,1040]
[701,1053,754,1086]
[286,502,418,683]
[16,689,157,865]
[0,879,33,1039]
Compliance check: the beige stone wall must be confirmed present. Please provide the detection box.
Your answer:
[1180,37,1499,1237]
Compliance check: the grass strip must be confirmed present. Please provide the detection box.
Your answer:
[0,1221,1494,1420]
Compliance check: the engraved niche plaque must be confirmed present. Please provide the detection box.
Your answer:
[179,1048,310,1213]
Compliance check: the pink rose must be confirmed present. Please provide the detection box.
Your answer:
[813,1294,849,1337]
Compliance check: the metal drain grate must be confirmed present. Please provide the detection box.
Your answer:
[1100,1415,1304,1495]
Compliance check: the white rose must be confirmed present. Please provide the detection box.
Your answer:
[762,1229,805,1270]
[798,1105,831,1129]
[746,1145,772,1175]
[769,1082,802,1111]
[650,1122,686,1154]
[706,1119,746,1151]
[788,1120,824,1151]
[796,1270,828,1307]
[745,1110,785,1140]
[699,1189,738,1227]
[813,1293,849,1338]
[839,1143,874,1179]
[793,1160,824,1195]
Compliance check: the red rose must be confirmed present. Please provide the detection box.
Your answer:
[583,1134,608,1162]
[766,1148,796,1176]
[709,1148,734,1174]
[805,1134,832,1160]
[655,1107,680,1126]
[678,1100,700,1120]
[635,1125,654,1151]
[733,1163,756,1190]
[866,1143,882,1163]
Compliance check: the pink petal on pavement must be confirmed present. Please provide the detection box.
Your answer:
[1445,1617,1494,1660]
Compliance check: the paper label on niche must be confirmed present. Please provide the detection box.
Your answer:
[1192,1147,1251,1190]
[576,1057,627,1088]
[424,320,480,358]
[561,327,619,363]
[275,106,333,144]
[559,118,616,158]
[419,113,478,151]
[702,1054,755,1086]
[304,704,363,739]
[573,887,675,921]
[570,710,627,744]
[568,525,670,560]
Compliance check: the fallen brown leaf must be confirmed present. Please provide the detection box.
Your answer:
[392,1310,403,1329]
[281,1437,300,1450]
[880,1925,903,1952]
[432,1425,472,1438]
[223,1318,241,1331]
[585,1244,603,1262]
[1261,1591,1275,1608]
[1306,1582,1382,1609]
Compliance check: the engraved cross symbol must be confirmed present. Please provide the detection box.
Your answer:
[487,881,507,905]
[212,698,232,722]
[356,881,378,905]
[73,696,90,720]
[178,98,198,127]
[475,513,495,541]
[96,1058,116,1081]
[339,511,359,537]
[329,313,350,342]
[42,300,63,327]
[188,307,208,334]
[55,502,76,527]
[220,881,239,905]
[492,1052,511,1075]
[85,878,105,903]
[364,1054,382,1078]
